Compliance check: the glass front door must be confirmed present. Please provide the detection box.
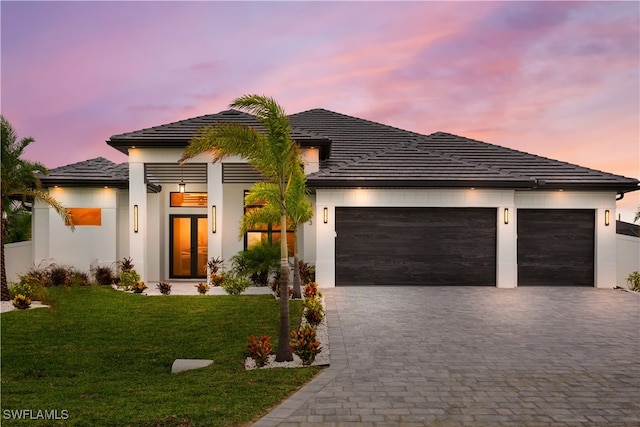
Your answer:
[170,215,207,278]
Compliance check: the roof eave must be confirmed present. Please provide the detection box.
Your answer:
[41,178,129,189]
[307,179,536,189]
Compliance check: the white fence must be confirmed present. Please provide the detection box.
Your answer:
[4,241,33,284]
[617,234,640,287]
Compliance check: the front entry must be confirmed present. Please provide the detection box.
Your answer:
[170,215,207,278]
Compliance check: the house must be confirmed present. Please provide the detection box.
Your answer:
[33,108,640,288]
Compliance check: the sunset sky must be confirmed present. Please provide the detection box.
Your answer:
[1,1,639,217]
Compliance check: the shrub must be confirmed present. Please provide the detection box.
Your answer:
[156,281,172,295]
[19,267,48,289]
[304,282,322,298]
[71,271,91,287]
[131,281,147,294]
[14,275,49,303]
[119,257,135,272]
[298,261,315,286]
[207,257,225,286]
[303,297,325,328]
[195,282,210,295]
[47,264,74,287]
[92,265,115,286]
[231,242,279,286]
[119,270,141,291]
[627,271,640,291]
[290,325,322,365]
[9,282,34,300]
[245,334,274,367]
[221,271,251,295]
[12,294,32,310]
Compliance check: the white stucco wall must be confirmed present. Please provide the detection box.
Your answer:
[616,234,640,287]
[4,241,33,283]
[315,188,618,288]
[33,187,123,272]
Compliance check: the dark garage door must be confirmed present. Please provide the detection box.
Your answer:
[517,209,594,286]
[335,207,497,286]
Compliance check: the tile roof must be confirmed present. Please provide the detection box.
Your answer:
[56,107,637,194]
[107,109,331,158]
[38,157,129,188]
[289,109,639,192]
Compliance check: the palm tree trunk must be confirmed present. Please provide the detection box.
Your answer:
[1,215,10,301]
[275,210,293,362]
[292,228,302,299]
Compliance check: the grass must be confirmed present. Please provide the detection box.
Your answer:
[1,286,322,426]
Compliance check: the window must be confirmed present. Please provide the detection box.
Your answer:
[66,208,101,226]
[244,191,294,251]
[170,192,208,207]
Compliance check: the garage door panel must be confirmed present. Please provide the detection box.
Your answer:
[517,209,594,286]
[336,207,496,286]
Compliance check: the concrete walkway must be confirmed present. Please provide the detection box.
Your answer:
[253,287,640,426]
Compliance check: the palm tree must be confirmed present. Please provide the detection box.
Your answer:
[240,168,313,299]
[1,116,73,300]
[181,95,304,361]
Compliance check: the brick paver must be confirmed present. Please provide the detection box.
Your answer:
[253,287,640,426]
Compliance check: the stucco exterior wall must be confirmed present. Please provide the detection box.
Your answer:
[315,188,618,288]
[4,241,33,283]
[616,234,640,287]
[33,187,122,272]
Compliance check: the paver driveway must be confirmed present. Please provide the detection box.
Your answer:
[254,287,639,426]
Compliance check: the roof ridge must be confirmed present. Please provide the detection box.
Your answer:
[290,108,426,139]
[108,109,257,139]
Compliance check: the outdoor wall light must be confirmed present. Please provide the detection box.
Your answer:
[605,209,610,226]
[133,205,139,233]
[211,206,217,233]
[504,208,509,225]
[323,207,328,224]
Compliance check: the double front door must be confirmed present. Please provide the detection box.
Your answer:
[170,215,207,278]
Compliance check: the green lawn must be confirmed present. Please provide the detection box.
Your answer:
[1,286,321,426]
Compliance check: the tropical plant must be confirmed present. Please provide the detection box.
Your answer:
[207,257,224,286]
[245,334,274,368]
[290,325,322,365]
[304,281,321,299]
[118,257,135,272]
[181,95,305,361]
[12,294,31,310]
[220,271,251,295]
[195,282,210,295]
[4,204,32,243]
[240,170,313,299]
[117,257,140,291]
[92,265,115,286]
[156,281,172,295]
[1,116,73,300]
[47,264,74,287]
[627,271,640,291]
[8,282,34,300]
[230,241,279,286]
[131,281,147,294]
[298,261,316,287]
[303,296,325,328]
